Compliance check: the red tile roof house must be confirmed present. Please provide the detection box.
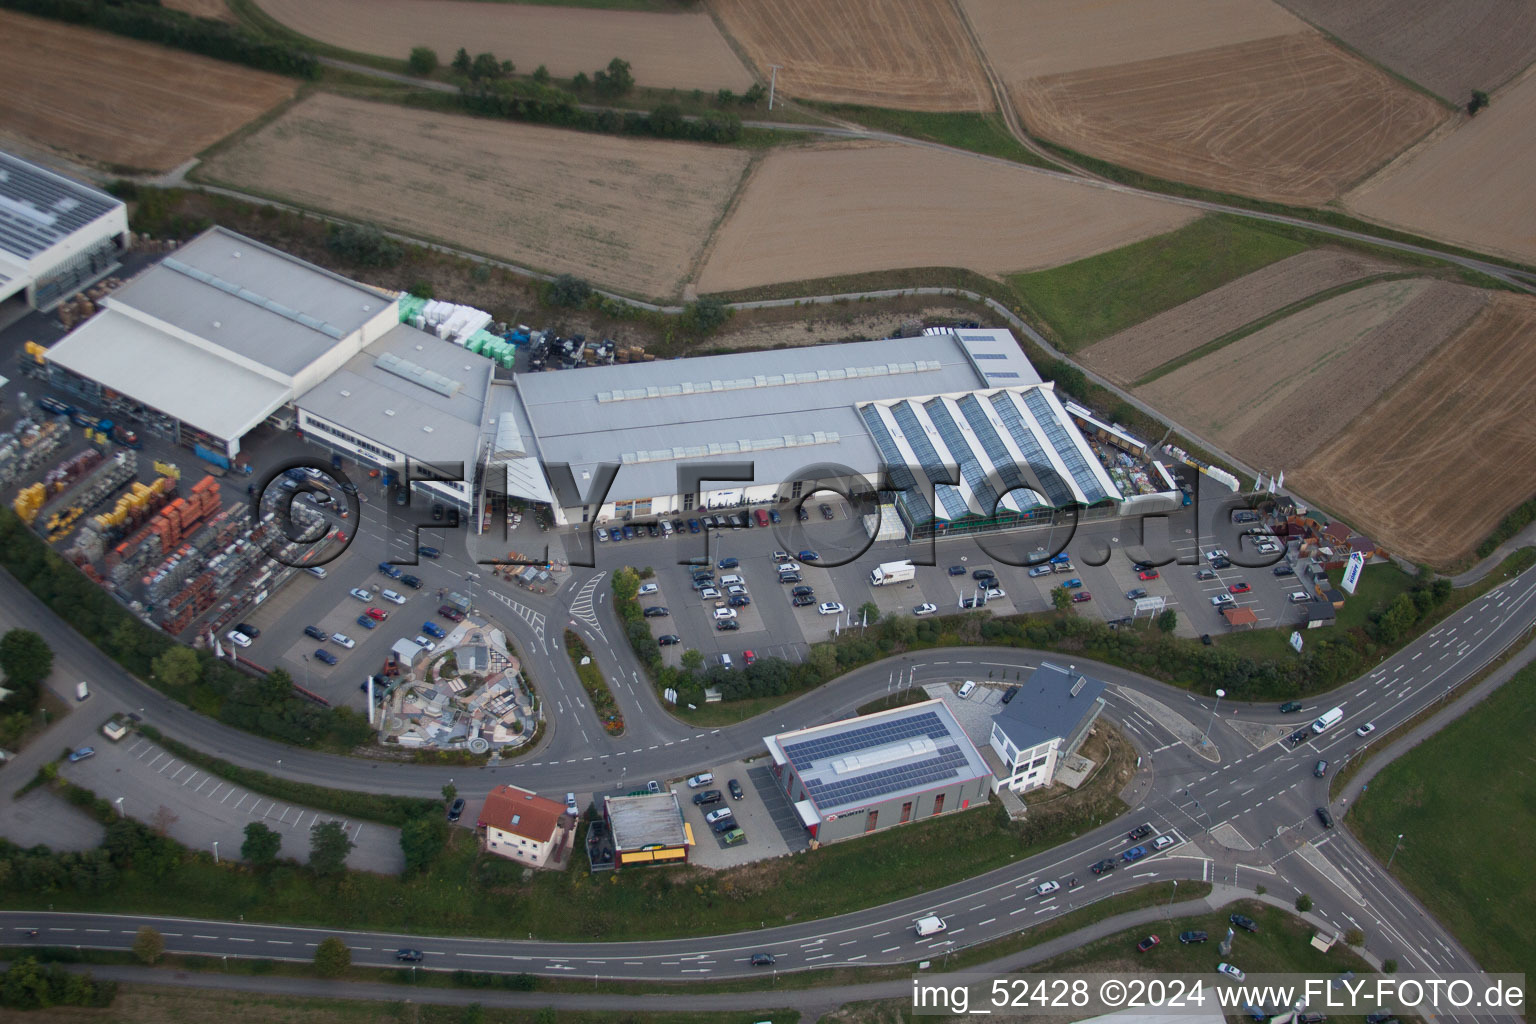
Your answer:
[477,784,573,869]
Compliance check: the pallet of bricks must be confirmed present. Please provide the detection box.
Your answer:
[0,419,70,492]
[154,501,259,636]
[75,473,179,566]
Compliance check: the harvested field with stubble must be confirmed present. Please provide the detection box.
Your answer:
[1275,0,1536,100]
[1347,69,1536,265]
[1081,248,1404,385]
[0,10,295,172]
[694,144,1195,293]
[252,0,751,91]
[962,0,1307,80]
[198,93,752,298]
[710,0,989,111]
[1139,277,1489,471]
[1016,33,1445,205]
[1293,294,1536,567]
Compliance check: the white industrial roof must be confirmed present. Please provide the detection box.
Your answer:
[44,309,289,440]
[0,150,123,261]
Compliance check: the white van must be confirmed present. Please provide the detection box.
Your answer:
[957,680,977,699]
[305,566,327,578]
[1312,707,1343,734]
[718,653,733,670]
[720,574,745,587]
[914,915,947,937]
[75,681,90,701]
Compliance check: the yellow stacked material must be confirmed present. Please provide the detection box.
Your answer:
[13,483,46,525]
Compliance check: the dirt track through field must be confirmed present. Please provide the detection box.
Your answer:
[1346,68,1536,265]
[199,93,751,299]
[253,0,751,91]
[1015,33,1445,205]
[962,0,1306,79]
[1275,0,1536,100]
[710,0,989,110]
[694,143,1195,293]
[1293,294,1536,567]
[1139,278,1488,471]
[0,10,294,172]
[1081,249,1404,386]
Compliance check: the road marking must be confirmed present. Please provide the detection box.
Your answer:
[882,946,902,953]
[979,918,996,926]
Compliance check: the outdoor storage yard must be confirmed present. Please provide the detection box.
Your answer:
[1292,294,1536,568]
[252,0,752,92]
[1012,32,1445,205]
[197,93,753,299]
[1275,0,1536,101]
[0,10,296,173]
[694,143,1196,294]
[1081,248,1406,386]
[1346,69,1536,266]
[710,0,990,111]
[1138,277,1490,474]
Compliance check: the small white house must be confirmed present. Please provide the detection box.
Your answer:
[988,663,1106,793]
[478,784,568,869]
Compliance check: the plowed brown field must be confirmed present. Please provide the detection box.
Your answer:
[693,144,1196,293]
[1293,294,1536,567]
[1016,33,1445,205]
[1139,278,1488,471]
[252,0,751,92]
[1275,0,1536,100]
[710,0,988,110]
[962,0,1306,79]
[0,10,294,172]
[1346,68,1536,265]
[1082,249,1403,386]
[198,94,751,299]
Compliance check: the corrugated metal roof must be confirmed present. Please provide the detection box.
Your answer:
[0,151,122,260]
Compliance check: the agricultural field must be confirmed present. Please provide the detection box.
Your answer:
[694,143,1195,294]
[252,0,752,92]
[1346,69,1536,265]
[1275,0,1536,101]
[197,93,752,299]
[1293,293,1536,567]
[1138,277,1488,473]
[1014,33,1445,205]
[710,0,990,111]
[0,10,295,173]
[961,0,1307,80]
[1081,248,1404,385]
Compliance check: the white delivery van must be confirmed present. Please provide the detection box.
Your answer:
[75,681,90,701]
[914,915,948,937]
[1312,707,1343,734]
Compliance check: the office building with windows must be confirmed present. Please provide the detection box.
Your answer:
[987,662,1107,794]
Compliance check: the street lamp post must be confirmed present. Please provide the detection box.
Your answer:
[1201,688,1226,746]
[1387,833,1404,871]
[212,841,219,864]
[114,797,124,818]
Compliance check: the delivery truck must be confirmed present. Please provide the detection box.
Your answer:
[870,560,915,586]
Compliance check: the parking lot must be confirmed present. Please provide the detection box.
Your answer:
[668,758,810,868]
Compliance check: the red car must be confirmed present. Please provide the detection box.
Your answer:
[437,605,465,622]
[742,650,756,666]
[1229,582,1251,594]
[366,607,389,621]
[1072,591,1093,603]
[1137,935,1160,953]
[1137,569,1159,580]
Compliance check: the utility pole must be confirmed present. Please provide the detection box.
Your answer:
[1201,688,1226,746]
[1387,833,1404,871]
[767,65,782,110]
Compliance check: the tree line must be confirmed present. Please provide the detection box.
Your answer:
[0,0,319,78]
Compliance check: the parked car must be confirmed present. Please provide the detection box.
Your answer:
[819,503,834,519]
[1137,935,1160,953]
[438,605,464,622]
[1178,930,1208,944]
[798,550,820,562]
[715,617,740,630]
[1001,686,1019,704]
[1230,582,1251,594]
[728,779,745,800]
[366,607,389,621]
[1230,914,1258,933]
[692,789,723,806]
[381,589,406,605]
[705,808,734,824]
[1195,568,1217,581]
[1126,588,1148,600]
[355,615,377,630]
[1123,845,1147,861]
[638,583,659,596]
[1138,569,1160,580]
[712,607,737,621]
[687,519,701,533]
[414,636,436,651]
[711,816,739,834]
[792,595,815,607]
[818,602,844,615]
[1274,564,1296,577]
[225,630,252,648]
[957,680,977,699]
[417,546,441,559]
[1062,578,1083,589]
[349,587,372,602]
[948,565,967,576]
[791,585,814,597]
[717,557,739,569]
[1211,594,1236,607]
[699,587,722,600]
[657,635,682,646]
[304,625,327,641]
[378,562,402,579]
[795,505,809,521]
[1218,963,1246,981]
[643,606,670,618]
[1091,858,1116,875]
[1072,592,1093,603]
[1129,824,1153,840]
[971,568,996,581]
[418,621,446,639]
[447,797,465,821]
[330,633,355,649]
[234,622,261,639]
[1153,834,1176,850]
[314,648,338,665]
[399,573,422,590]
[721,827,746,845]
[67,747,95,762]
[912,603,938,616]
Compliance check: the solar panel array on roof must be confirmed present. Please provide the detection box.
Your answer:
[803,745,971,809]
[0,152,122,260]
[783,709,952,770]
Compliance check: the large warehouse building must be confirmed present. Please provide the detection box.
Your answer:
[0,150,128,319]
[765,699,992,844]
